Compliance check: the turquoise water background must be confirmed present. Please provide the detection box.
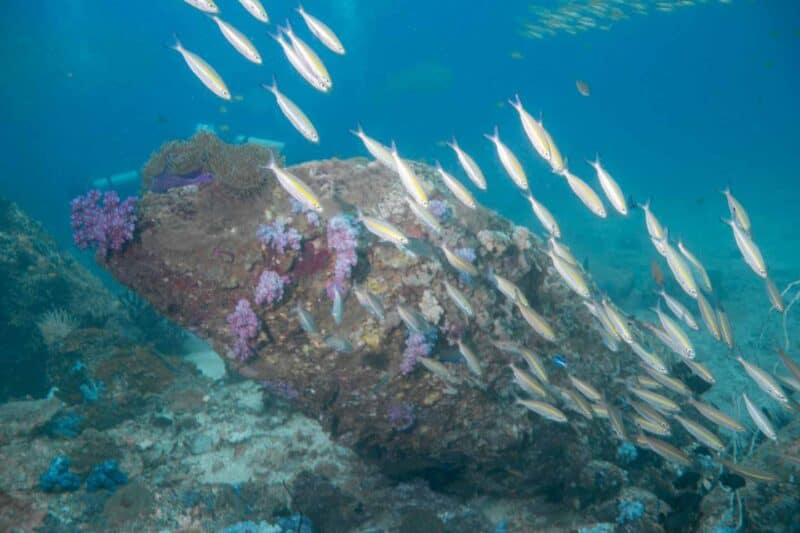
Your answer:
[1,1,798,315]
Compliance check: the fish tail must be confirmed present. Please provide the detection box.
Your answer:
[508,93,522,110]
[349,123,363,137]
[169,33,182,52]
[483,126,499,142]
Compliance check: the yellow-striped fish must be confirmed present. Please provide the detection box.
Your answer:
[635,434,691,466]
[592,403,609,419]
[721,187,751,233]
[548,249,590,299]
[211,16,262,64]
[602,298,633,344]
[516,399,568,423]
[722,217,767,278]
[405,196,441,234]
[489,272,525,304]
[296,5,345,55]
[561,169,607,218]
[777,348,800,384]
[525,192,561,237]
[350,125,394,168]
[485,126,528,190]
[588,155,627,215]
[634,414,671,436]
[444,280,473,318]
[262,79,319,143]
[520,348,549,384]
[765,276,785,313]
[510,364,549,398]
[508,94,551,163]
[717,306,734,350]
[360,214,408,247]
[457,340,482,377]
[653,302,695,359]
[641,199,667,241]
[446,138,487,190]
[742,392,777,441]
[683,359,716,385]
[674,415,725,452]
[391,142,428,207]
[629,398,670,431]
[283,22,332,90]
[635,375,662,390]
[265,157,323,212]
[541,125,565,175]
[628,386,680,413]
[238,0,268,22]
[419,356,460,386]
[664,241,699,299]
[549,237,579,266]
[606,402,627,441]
[718,459,779,483]
[737,356,788,405]
[516,301,556,343]
[435,162,476,209]
[642,321,684,358]
[170,35,230,100]
[696,291,721,341]
[568,375,602,402]
[630,340,669,375]
[271,31,328,92]
[677,240,712,293]
[642,366,690,397]
[657,288,699,331]
[441,245,478,277]
[185,0,218,14]
[688,398,744,433]
[559,387,593,419]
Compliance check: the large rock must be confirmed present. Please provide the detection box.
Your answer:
[102,134,642,496]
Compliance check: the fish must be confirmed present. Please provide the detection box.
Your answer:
[262,79,319,143]
[446,138,487,190]
[718,459,779,483]
[742,392,777,441]
[602,298,633,344]
[510,364,549,398]
[238,0,269,22]
[568,375,602,402]
[295,305,317,334]
[264,157,323,212]
[677,240,712,293]
[576,80,591,96]
[673,415,725,452]
[541,125,565,174]
[435,162,476,209]
[211,16,262,64]
[271,31,329,92]
[629,340,669,375]
[184,0,218,14]
[642,322,684,358]
[635,434,691,466]
[524,192,561,237]
[584,300,620,341]
[440,245,478,277]
[629,398,670,431]
[353,286,384,321]
[641,200,667,242]
[628,386,680,413]
[765,276,785,313]
[722,218,767,278]
[360,214,409,246]
[777,374,800,393]
[296,5,345,55]
[548,237,579,266]
[491,339,522,354]
[688,398,744,433]
[605,402,627,441]
[553,355,567,369]
[283,21,332,90]
[651,259,665,286]
[642,366,691,397]
[592,403,609,418]
[561,169,607,218]
[634,415,671,436]
[350,125,394,168]
[488,272,526,305]
[721,187,751,234]
[559,387,593,419]
[694,291,721,341]
[547,249,591,299]
[457,340,482,377]
[520,349,549,384]
[443,280,473,318]
[170,35,230,100]
[397,304,427,333]
[484,126,528,190]
[737,356,788,405]
[683,359,716,385]
[634,375,662,390]
[516,301,557,343]
[516,399,568,423]
[664,240,699,299]
[653,301,695,359]
[777,348,800,384]
[419,356,460,386]
[508,94,551,163]
[324,335,353,353]
[390,141,429,207]
[657,288,699,331]
[587,156,627,215]
[405,196,442,234]
[716,305,734,349]
[331,286,343,325]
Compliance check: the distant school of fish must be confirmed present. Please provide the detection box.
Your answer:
[172,0,797,484]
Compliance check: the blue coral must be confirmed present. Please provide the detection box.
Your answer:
[86,460,128,492]
[617,499,645,524]
[616,442,638,464]
[39,455,81,493]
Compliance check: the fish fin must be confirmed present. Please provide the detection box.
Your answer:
[483,128,497,142]
[261,75,278,95]
[389,139,398,154]
[284,19,294,35]
[508,93,522,110]
[169,33,183,52]
[296,3,305,16]
[348,123,363,137]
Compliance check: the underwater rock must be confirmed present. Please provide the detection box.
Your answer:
[101,134,655,496]
[0,396,62,442]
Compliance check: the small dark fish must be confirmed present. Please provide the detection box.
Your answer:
[651,259,665,287]
[627,195,639,210]
[553,355,567,369]
[576,79,590,96]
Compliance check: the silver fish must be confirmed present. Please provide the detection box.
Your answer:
[295,305,317,334]
[742,392,777,441]
[457,340,482,377]
[444,280,474,318]
[331,286,343,325]
[324,335,353,353]
[353,286,385,321]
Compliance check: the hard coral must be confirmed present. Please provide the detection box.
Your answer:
[227,299,259,362]
[257,217,302,255]
[254,270,290,306]
[70,189,137,256]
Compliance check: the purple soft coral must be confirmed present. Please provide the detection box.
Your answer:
[400,331,435,375]
[254,270,290,306]
[387,402,415,432]
[326,214,359,299]
[227,299,259,361]
[70,190,138,256]
[257,217,302,255]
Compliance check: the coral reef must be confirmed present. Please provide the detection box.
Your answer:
[70,189,138,256]
[254,270,290,306]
